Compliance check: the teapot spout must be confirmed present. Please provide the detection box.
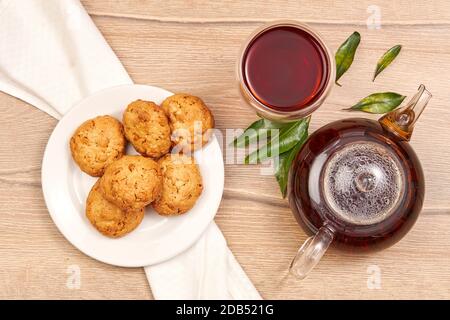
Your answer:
[379,84,432,141]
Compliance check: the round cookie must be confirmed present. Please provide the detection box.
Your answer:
[161,94,214,153]
[70,115,126,177]
[123,100,171,158]
[86,180,144,238]
[152,154,203,216]
[100,155,162,210]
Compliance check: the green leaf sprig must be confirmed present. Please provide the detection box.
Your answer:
[335,31,361,86]
[373,45,402,81]
[231,118,294,148]
[234,117,310,197]
[345,92,406,114]
[274,127,309,198]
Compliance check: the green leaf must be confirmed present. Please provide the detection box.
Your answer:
[244,118,310,164]
[335,31,361,86]
[274,131,309,198]
[232,118,293,148]
[231,118,264,147]
[373,45,402,81]
[345,92,406,114]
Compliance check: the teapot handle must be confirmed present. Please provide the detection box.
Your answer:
[379,84,432,141]
[289,226,334,279]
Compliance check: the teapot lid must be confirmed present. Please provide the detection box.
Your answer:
[321,141,405,225]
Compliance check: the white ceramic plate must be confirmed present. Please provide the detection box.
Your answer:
[42,84,224,267]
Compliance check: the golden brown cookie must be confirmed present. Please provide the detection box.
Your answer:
[70,115,126,177]
[123,100,171,158]
[100,155,162,210]
[152,154,203,216]
[161,94,214,153]
[86,180,144,238]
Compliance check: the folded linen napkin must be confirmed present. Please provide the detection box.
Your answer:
[0,0,261,300]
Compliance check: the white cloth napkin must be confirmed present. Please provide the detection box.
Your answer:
[0,0,261,300]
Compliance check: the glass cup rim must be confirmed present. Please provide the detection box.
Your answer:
[237,20,335,122]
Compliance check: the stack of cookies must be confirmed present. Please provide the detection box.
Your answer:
[69,94,214,238]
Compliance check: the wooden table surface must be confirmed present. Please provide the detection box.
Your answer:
[1,0,449,299]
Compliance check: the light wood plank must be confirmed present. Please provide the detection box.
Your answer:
[81,0,450,25]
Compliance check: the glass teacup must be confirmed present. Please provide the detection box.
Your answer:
[237,20,335,122]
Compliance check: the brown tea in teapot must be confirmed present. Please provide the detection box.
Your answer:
[288,85,431,279]
[288,117,424,251]
[287,85,431,280]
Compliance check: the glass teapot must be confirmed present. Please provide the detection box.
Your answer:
[287,85,432,279]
